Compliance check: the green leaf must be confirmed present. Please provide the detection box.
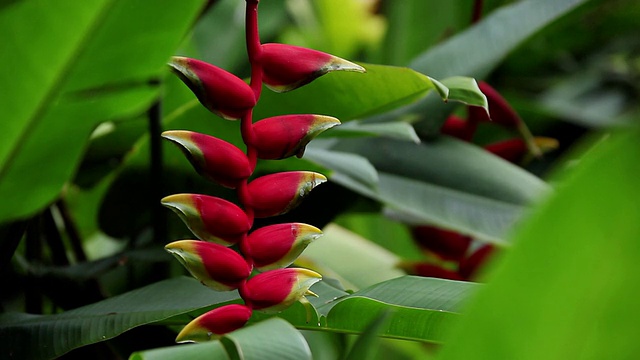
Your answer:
[0,0,206,223]
[373,0,588,132]
[327,121,420,143]
[253,64,443,121]
[436,127,640,359]
[225,318,312,360]
[318,276,478,343]
[344,311,392,360]
[410,0,589,79]
[132,318,311,360]
[301,224,405,290]
[440,77,488,110]
[0,277,238,360]
[304,148,379,189]
[328,137,548,243]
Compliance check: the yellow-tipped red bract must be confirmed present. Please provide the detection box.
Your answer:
[252,115,340,159]
[162,130,251,188]
[246,171,327,218]
[161,194,251,246]
[175,304,253,343]
[239,268,322,313]
[261,43,366,92]
[241,223,323,271]
[165,240,251,291]
[169,56,256,120]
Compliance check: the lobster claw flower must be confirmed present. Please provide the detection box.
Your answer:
[469,82,541,157]
[162,130,251,188]
[239,268,322,313]
[484,137,559,163]
[261,43,365,92]
[459,244,496,280]
[440,115,477,142]
[169,56,256,120]
[176,304,253,343]
[411,225,472,262]
[161,194,251,246]
[252,115,340,159]
[165,240,252,291]
[241,223,323,271]
[397,261,465,281]
[246,171,327,218]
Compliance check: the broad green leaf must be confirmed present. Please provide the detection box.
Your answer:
[253,64,444,121]
[301,224,405,290]
[327,121,420,143]
[0,0,206,223]
[410,0,589,79]
[132,318,311,360]
[373,0,588,132]
[327,137,548,242]
[0,277,238,360]
[334,212,423,261]
[225,318,312,360]
[440,77,488,109]
[344,311,392,360]
[317,276,478,343]
[437,127,640,359]
[304,148,379,189]
[130,341,229,360]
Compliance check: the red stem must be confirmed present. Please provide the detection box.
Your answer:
[246,0,263,100]
[471,0,484,24]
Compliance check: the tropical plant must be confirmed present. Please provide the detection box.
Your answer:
[1,0,639,359]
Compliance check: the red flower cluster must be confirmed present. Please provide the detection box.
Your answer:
[404,82,558,281]
[161,0,364,343]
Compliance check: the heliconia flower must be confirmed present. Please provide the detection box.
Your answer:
[169,56,256,120]
[165,240,252,291]
[468,82,542,157]
[175,304,253,343]
[397,262,465,281]
[440,115,477,141]
[246,171,327,218]
[261,43,366,92]
[411,225,472,262]
[484,137,559,163]
[252,115,340,159]
[239,268,322,313]
[241,223,323,271]
[162,130,251,188]
[467,82,520,128]
[458,244,495,280]
[161,194,251,246]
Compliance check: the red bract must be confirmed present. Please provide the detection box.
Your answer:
[459,244,496,280]
[252,115,340,159]
[412,225,472,262]
[468,82,521,128]
[261,43,365,92]
[161,194,251,246]
[165,240,252,291]
[485,137,559,163]
[440,115,477,141]
[241,223,323,271]
[239,268,322,312]
[398,262,465,281]
[169,56,256,120]
[162,130,251,188]
[175,304,253,343]
[246,171,327,218]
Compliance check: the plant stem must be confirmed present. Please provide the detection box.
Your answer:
[55,199,87,262]
[472,0,484,24]
[148,100,167,245]
[246,0,263,100]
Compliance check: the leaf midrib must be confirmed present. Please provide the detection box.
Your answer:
[0,0,118,181]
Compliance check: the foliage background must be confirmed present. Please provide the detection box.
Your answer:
[1,0,639,359]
